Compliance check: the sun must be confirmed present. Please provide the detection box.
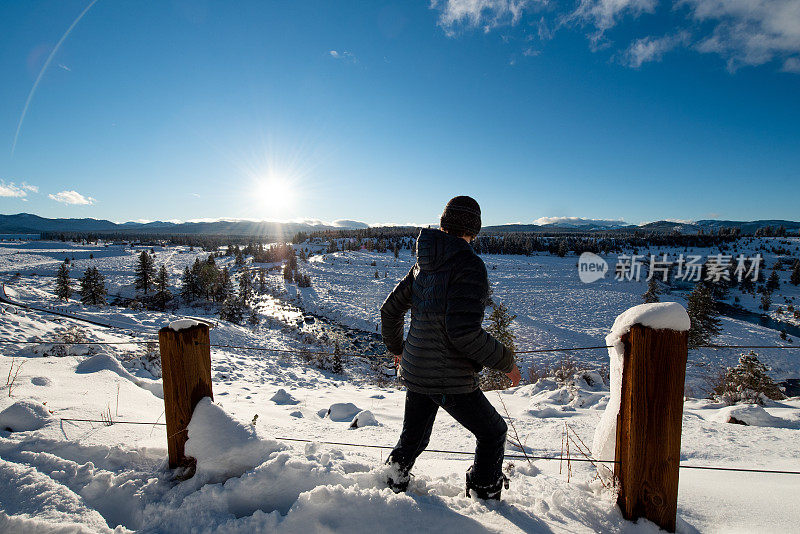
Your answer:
[255,177,294,214]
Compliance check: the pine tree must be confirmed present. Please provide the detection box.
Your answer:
[181,266,196,302]
[714,351,785,404]
[219,296,245,324]
[687,283,721,348]
[153,265,172,311]
[760,292,772,311]
[643,276,660,303]
[766,270,780,293]
[79,266,106,306]
[134,251,156,295]
[331,342,344,374]
[248,307,260,326]
[791,261,800,286]
[481,301,516,391]
[55,261,72,301]
[216,267,233,302]
[239,269,253,303]
[283,264,293,281]
[258,268,266,293]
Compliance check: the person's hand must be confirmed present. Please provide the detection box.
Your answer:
[505,364,521,388]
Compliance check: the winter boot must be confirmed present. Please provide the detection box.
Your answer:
[385,458,411,493]
[465,466,509,500]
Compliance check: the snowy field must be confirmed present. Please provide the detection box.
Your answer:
[1,238,800,532]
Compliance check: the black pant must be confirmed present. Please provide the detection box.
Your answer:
[389,389,508,485]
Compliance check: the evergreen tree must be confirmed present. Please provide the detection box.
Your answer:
[55,261,72,301]
[153,265,172,311]
[331,342,344,374]
[687,283,721,348]
[643,276,660,303]
[767,270,780,293]
[713,352,785,404]
[248,307,260,326]
[219,296,245,324]
[791,261,800,286]
[258,268,266,293]
[239,269,253,303]
[216,267,234,302]
[79,266,107,306]
[134,251,156,294]
[283,264,293,281]
[481,302,516,391]
[181,266,196,302]
[760,292,772,311]
[393,245,400,260]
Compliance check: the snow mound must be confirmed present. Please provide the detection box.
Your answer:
[527,372,608,418]
[168,319,200,331]
[592,302,690,472]
[185,397,284,483]
[76,352,129,375]
[325,403,362,422]
[271,388,300,405]
[0,399,53,432]
[75,353,164,399]
[713,404,787,427]
[349,410,378,429]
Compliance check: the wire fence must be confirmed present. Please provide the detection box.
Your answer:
[7,334,800,478]
[3,337,800,358]
[57,416,800,475]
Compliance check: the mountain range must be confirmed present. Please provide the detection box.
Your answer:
[0,213,798,237]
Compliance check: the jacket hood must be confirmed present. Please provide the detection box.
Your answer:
[416,228,473,271]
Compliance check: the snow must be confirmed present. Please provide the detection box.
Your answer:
[76,352,164,399]
[0,399,53,432]
[168,318,201,331]
[270,388,300,405]
[186,397,284,483]
[711,404,788,427]
[1,239,800,532]
[325,402,363,422]
[592,302,691,471]
[350,410,379,429]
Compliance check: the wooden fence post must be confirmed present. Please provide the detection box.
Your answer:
[158,323,213,470]
[614,324,688,532]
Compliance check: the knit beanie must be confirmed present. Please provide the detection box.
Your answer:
[440,196,482,237]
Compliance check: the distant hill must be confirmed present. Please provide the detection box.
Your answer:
[0,213,369,238]
[1,213,798,237]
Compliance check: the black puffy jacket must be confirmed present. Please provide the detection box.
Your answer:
[381,228,514,394]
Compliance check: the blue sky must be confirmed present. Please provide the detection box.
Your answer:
[1,0,798,226]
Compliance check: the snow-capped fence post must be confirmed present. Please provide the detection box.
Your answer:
[158,320,213,470]
[615,322,688,533]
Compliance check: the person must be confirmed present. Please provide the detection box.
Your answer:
[380,195,521,500]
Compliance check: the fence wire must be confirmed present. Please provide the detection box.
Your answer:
[57,417,800,475]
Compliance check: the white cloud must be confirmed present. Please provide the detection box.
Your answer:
[431,0,800,74]
[432,0,538,34]
[329,50,357,62]
[572,0,657,35]
[684,0,800,71]
[623,31,690,67]
[0,181,38,198]
[48,190,95,205]
[783,56,800,72]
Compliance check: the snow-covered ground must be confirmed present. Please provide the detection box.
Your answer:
[1,238,800,532]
